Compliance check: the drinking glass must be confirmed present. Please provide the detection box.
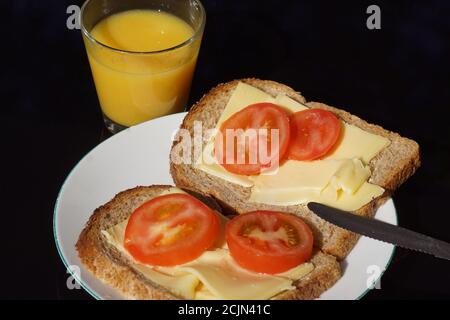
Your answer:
[81,0,205,133]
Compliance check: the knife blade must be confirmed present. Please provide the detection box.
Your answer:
[307,202,450,261]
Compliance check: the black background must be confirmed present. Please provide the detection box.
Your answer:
[2,0,450,299]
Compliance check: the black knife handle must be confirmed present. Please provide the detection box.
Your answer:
[307,202,450,261]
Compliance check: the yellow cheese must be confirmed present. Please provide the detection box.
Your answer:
[101,188,314,300]
[273,89,390,164]
[195,151,254,187]
[320,182,385,211]
[250,181,384,211]
[102,219,201,299]
[194,83,308,188]
[132,259,200,298]
[169,249,313,300]
[192,255,314,300]
[249,158,376,210]
[274,94,308,113]
[249,159,347,204]
[251,159,346,191]
[329,158,371,194]
[195,285,219,300]
[215,81,308,120]
[194,82,389,210]
[215,82,276,129]
[324,123,390,163]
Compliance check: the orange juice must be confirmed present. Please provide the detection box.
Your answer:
[84,10,198,127]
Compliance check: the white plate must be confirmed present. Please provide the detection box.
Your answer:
[54,112,396,300]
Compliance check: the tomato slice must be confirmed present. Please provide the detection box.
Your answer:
[287,109,341,161]
[214,103,290,175]
[124,193,220,266]
[226,211,313,274]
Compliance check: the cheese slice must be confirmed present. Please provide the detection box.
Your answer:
[166,249,313,300]
[192,254,314,300]
[329,158,371,194]
[195,83,309,187]
[102,188,314,300]
[274,94,308,113]
[102,219,201,299]
[249,158,377,210]
[195,82,390,210]
[215,82,276,129]
[320,182,385,211]
[250,181,384,211]
[211,82,390,163]
[249,159,347,204]
[324,123,390,163]
[250,159,346,191]
[196,149,254,187]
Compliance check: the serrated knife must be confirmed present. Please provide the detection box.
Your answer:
[307,202,450,261]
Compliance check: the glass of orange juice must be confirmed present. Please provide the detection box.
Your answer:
[80,0,205,133]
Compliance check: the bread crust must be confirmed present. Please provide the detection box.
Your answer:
[170,78,420,259]
[76,185,341,300]
[76,186,179,299]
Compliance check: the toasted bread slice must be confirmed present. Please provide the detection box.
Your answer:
[170,78,420,260]
[76,185,341,300]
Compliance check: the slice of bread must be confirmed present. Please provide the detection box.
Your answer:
[170,78,420,260]
[76,185,341,300]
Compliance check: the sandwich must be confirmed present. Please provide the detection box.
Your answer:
[170,78,420,259]
[77,78,419,299]
[76,185,341,299]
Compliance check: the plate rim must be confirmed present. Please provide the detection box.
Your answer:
[53,112,397,300]
[54,112,188,300]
